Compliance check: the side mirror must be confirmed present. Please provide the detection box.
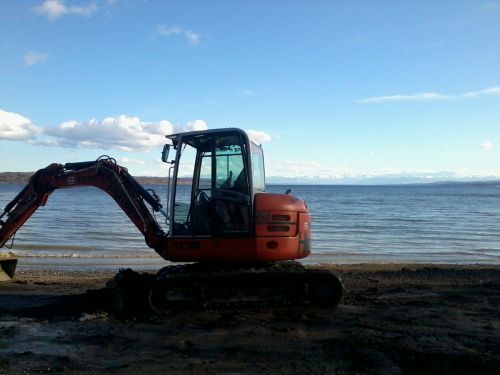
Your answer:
[161,144,171,163]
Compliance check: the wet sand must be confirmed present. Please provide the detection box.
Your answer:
[0,264,498,374]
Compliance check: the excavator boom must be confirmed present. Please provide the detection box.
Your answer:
[0,157,169,279]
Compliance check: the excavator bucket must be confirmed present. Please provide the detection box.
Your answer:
[0,253,17,281]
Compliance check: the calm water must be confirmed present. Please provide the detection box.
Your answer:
[1,183,499,269]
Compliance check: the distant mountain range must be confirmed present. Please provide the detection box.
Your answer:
[267,172,500,185]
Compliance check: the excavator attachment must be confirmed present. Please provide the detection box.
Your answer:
[0,252,17,281]
[0,157,169,282]
[0,158,168,256]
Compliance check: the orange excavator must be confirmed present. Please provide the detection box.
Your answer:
[0,128,343,311]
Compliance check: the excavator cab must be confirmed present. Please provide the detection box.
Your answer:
[166,129,264,238]
[155,128,312,263]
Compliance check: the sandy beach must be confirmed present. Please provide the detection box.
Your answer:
[0,264,498,374]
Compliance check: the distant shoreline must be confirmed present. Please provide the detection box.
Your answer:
[0,171,498,186]
[0,172,187,186]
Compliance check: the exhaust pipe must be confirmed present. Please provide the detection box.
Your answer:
[0,252,17,281]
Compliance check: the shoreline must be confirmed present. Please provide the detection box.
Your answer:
[15,260,500,270]
[13,255,500,272]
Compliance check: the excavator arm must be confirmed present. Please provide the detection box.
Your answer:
[0,157,169,253]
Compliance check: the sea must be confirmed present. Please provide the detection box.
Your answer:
[1,183,499,270]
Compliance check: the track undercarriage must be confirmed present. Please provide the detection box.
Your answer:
[108,262,344,315]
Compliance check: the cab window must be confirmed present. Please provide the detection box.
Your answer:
[251,143,265,191]
[214,135,248,193]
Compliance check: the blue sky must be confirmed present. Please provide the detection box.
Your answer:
[1,0,499,182]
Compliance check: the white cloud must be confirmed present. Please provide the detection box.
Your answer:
[39,116,207,151]
[356,92,450,104]
[480,141,494,151]
[46,116,161,151]
[184,120,208,132]
[157,25,182,36]
[24,51,50,66]
[0,109,42,141]
[356,86,500,104]
[118,157,145,165]
[35,0,97,20]
[157,25,200,44]
[462,87,500,98]
[267,160,354,179]
[36,0,67,18]
[0,110,208,151]
[184,30,200,45]
[27,138,60,147]
[246,130,272,144]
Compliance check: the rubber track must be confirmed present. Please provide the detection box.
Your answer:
[108,262,344,315]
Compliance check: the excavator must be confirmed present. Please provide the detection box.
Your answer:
[0,128,343,311]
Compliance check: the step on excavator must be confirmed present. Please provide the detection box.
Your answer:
[0,128,343,311]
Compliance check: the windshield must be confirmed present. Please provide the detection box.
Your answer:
[171,131,251,236]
